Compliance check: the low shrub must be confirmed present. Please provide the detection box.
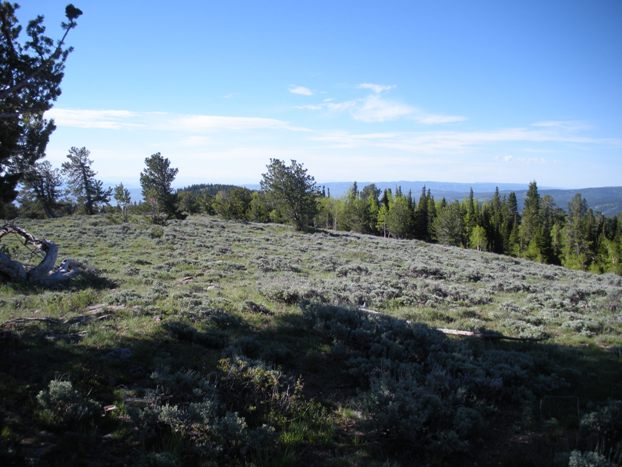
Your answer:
[36,379,99,428]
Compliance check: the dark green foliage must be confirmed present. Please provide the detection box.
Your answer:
[212,187,252,221]
[433,201,465,246]
[140,153,181,222]
[385,193,413,238]
[260,158,319,231]
[0,2,81,211]
[577,400,622,465]
[302,303,564,463]
[62,146,111,214]
[19,160,64,218]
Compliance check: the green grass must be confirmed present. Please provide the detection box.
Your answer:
[1,214,621,465]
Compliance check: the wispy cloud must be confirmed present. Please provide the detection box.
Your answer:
[297,98,357,112]
[496,155,547,165]
[414,113,466,125]
[531,120,592,132]
[174,115,293,131]
[288,85,313,96]
[47,108,306,132]
[358,83,394,94]
[352,94,413,122]
[298,84,464,124]
[46,108,142,129]
[310,122,619,153]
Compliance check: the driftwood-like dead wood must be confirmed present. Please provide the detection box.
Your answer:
[0,224,84,286]
[358,307,547,343]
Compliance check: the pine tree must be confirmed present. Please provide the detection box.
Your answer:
[385,193,413,239]
[260,158,319,231]
[518,182,543,259]
[20,160,63,218]
[0,3,82,214]
[414,186,429,240]
[426,190,436,241]
[433,201,465,247]
[140,152,180,222]
[561,193,591,270]
[62,147,111,214]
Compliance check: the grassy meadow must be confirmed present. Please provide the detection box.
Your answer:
[1,214,621,466]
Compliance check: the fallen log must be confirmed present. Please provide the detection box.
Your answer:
[0,224,85,286]
[358,307,547,342]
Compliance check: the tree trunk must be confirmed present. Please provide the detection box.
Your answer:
[0,224,83,286]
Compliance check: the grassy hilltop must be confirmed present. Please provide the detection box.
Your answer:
[1,215,621,466]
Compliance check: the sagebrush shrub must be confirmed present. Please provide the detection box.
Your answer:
[36,379,99,428]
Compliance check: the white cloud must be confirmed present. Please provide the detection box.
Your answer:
[358,83,395,94]
[46,108,141,129]
[496,155,546,165]
[352,94,413,122]
[531,120,591,131]
[288,85,313,96]
[414,113,466,125]
[297,98,357,113]
[310,123,619,154]
[298,85,463,124]
[47,108,306,133]
[174,115,292,131]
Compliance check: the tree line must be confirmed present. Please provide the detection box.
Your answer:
[4,144,621,275]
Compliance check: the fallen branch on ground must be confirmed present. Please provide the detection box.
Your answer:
[358,307,548,342]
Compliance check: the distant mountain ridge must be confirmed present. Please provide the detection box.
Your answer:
[315,181,622,217]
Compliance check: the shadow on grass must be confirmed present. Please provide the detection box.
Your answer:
[0,271,118,296]
[0,304,620,466]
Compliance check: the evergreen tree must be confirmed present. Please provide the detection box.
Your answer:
[248,191,271,223]
[260,158,319,231]
[487,187,504,253]
[426,189,437,241]
[62,146,111,214]
[140,152,180,222]
[212,187,252,221]
[518,182,543,259]
[0,3,82,215]
[433,201,465,246]
[561,193,592,269]
[376,189,393,238]
[385,194,413,239]
[539,195,564,264]
[342,182,370,233]
[20,160,63,218]
[464,188,477,241]
[413,186,429,240]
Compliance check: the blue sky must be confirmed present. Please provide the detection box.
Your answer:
[17,0,622,188]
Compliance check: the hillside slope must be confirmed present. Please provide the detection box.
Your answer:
[1,215,621,465]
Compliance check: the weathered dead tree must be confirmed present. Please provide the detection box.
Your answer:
[0,224,84,286]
